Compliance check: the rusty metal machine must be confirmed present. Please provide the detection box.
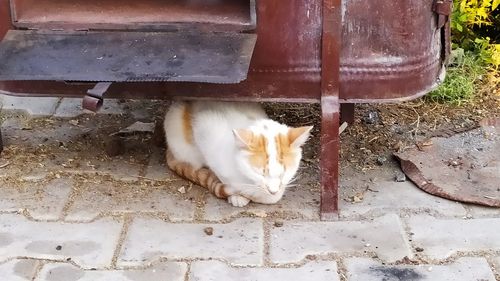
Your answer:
[0,0,451,219]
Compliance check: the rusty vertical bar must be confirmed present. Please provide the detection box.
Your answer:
[0,126,3,155]
[340,103,355,125]
[0,0,13,40]
[320,0,341,220]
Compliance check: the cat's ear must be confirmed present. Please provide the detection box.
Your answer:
[233,128,254,148]
[288,126,313,148]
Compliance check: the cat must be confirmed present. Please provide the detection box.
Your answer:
[164,101,312,207]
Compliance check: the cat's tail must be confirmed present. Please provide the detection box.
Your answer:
[166,149,228,199]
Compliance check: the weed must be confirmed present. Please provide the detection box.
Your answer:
[427,52,486,104]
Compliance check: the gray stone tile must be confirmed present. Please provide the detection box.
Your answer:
[53,98,85,118]
[339,181,467,219]
[143,149,177,182]
[0,260,40,281]
[118,218,264,266]
[65,181,199,222]
[203,185,320,221]
[0,179,72,220]
[0,214,123,269]
[407,216,500,259]
[62,155,143,182]
[36,262,186,281]
[270,214,411,263]
[346,257,495,281]
[54,98,126,118]
[190,260,339,281]
[0,149,143,183]
[465,204,500,218]
[0,95,59,117]
[203,169,320,221]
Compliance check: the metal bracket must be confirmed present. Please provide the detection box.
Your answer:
[433,0,452,28]
[82,82,112,112]
[433,0,452,65]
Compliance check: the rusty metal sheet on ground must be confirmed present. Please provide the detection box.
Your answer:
[395,118,500,207]
[0,30,257,83]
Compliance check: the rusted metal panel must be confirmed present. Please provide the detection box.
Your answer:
[0,0,12,40]
[0,0,447,103]
[0,30,257,83]
[320,0,341,220]
[396,119,500,207]
[9,0,256,31]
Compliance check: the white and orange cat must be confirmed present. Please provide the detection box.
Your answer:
[164,101,312,207]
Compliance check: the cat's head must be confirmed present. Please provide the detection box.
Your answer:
[233,120,312,197]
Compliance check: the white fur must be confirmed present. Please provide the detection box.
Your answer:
[164,101,311,207]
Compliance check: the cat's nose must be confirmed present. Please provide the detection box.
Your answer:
[267,183,280,194]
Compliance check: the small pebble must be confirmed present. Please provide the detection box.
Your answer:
[55,245,62,251]
[363,111,380,124]
[415,247,424,252]
[204,227,214,236]
[395,172,406,182]
[376,156,387,166]
[274,221,284,227]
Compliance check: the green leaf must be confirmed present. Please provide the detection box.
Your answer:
[492,0,500,11]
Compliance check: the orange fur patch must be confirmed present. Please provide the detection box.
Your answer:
[248,134,269,172]
[182,103,194,144]
[235,130,269,171]
[276,134,295,168]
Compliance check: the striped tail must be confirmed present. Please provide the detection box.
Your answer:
[166,150,228,199]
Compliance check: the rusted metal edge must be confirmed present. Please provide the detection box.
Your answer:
[394,153,500,207]
[82,82,112,112]
[319,0,341,221]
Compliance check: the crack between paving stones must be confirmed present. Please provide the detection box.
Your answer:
[30,259,45,281]
[184,262,191,281]
[336,258,349,281]
[111,215,132,269]
[263,219,272,266]
[52,98,63,116]
[485,256,500,281]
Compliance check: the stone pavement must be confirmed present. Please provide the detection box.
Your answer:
[0,95,499,281]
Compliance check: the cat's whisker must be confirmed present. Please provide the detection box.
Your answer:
[287,177,299,185]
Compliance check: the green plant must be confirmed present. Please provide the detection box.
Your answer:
[451,0,500,67]
[428,52,486,104]
[429,0,499,104]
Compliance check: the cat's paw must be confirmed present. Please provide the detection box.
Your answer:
[228,195,250,207]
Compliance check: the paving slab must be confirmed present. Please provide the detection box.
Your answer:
[53,98,86,118]
[0,259,40,281]
[339,181,467,219]
[0,179,72,220]
[269,214,411,263]
[1,95,59,117]
[36,262,186,281]
[203,185,320,221]
[54,98,125,118]
[190,260,339,281]
[65,180,200,222]
[143,149,178,182]
[0,214,123,269]
[346,257,496,281]
[0,147,144,182]
[407,216,500,259]
[464,204,500,218]
[118,218,264,266]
